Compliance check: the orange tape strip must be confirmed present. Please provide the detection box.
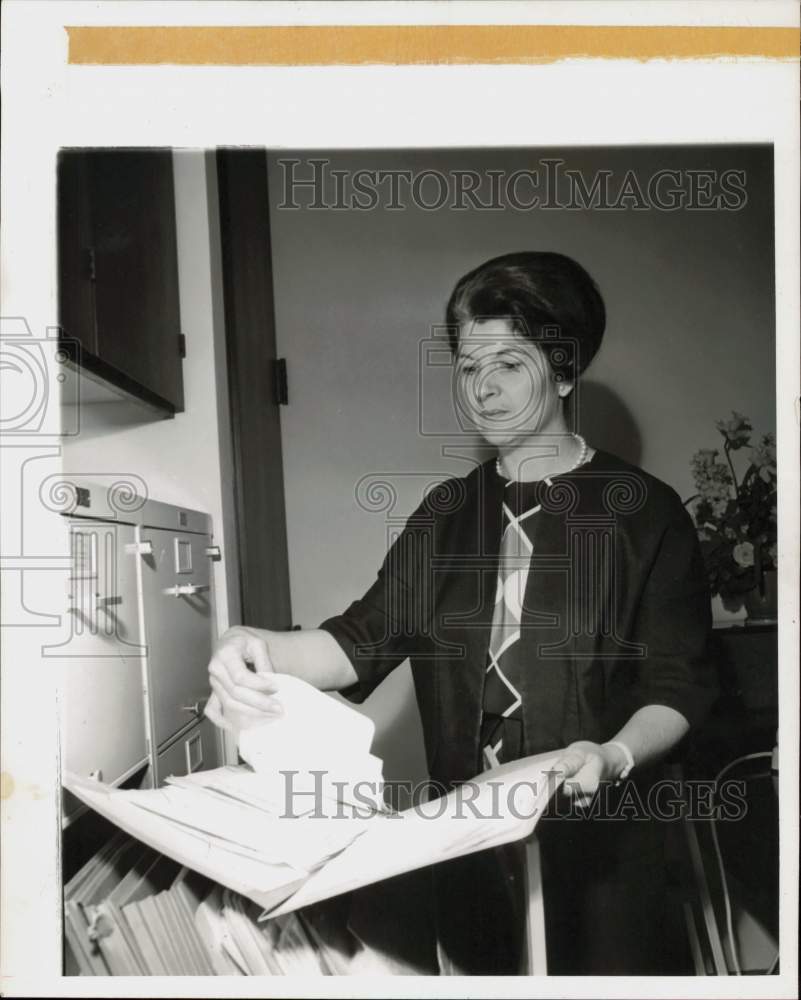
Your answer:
[66,25,799,66]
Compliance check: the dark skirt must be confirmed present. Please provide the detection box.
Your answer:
[348,777,683,975]
[432,785,677,975]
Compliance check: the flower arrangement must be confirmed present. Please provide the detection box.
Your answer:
[685,412,777,608]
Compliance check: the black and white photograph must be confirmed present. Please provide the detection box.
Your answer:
[53,141,782,977]
[1,3,798,996]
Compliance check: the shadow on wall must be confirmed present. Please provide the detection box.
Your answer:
[333,664,430,800]
[574,380,642,467]
[365,667,428,793]
[471,381,642,470]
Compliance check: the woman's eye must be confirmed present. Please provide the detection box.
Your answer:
[459,366,476,376]
[501,362,520,371]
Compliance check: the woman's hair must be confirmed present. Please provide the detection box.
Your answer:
[445,251,606,382]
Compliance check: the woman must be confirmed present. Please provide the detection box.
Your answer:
[206,251,717,975]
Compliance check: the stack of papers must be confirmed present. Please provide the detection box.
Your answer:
[64,673,565,933]
[129,771,373,871]
[65,676,387,915]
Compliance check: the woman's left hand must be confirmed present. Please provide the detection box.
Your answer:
[555,740,628,807]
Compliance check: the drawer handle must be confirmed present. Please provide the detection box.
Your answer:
[67,595,121,616]
[126,540,153,556]
[163,583,209,597]
[181,698,208,718]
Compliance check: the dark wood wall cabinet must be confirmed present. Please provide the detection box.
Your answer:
[58,149,185,414]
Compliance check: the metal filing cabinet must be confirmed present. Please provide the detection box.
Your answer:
[58,484,222,825]
[133,502,214,751]
[59,518,150,823]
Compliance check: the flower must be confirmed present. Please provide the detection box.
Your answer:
[694,449,719,468]
[691,449,731,502]
[708,498,729,518]
[685,414,777,603]
[715,411,752,450]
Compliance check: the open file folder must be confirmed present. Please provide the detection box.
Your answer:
[64,675,564,920]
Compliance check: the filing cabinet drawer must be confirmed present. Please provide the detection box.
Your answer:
[60,520,148,822]
[152,718,220,787]
[136,526,214,749]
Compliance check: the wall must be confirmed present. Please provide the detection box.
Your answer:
[61,150,240,641]
[267,145,776,785]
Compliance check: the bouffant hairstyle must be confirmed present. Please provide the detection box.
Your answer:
[445,251,606,382]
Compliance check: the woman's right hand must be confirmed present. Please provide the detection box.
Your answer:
[205,626,284,733]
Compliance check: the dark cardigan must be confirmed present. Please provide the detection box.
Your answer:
[321,449,717,788]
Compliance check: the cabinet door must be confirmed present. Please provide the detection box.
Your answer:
[57,152,97,357]
[57,149,184,412]
[60,522,148,808]
[137,527,214,749]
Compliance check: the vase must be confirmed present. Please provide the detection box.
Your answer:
[743,569,778,625]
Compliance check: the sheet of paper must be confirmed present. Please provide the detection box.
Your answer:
[194,885,247,976]
[237,674,386,811]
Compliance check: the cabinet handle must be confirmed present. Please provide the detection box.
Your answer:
[67,594,121,616]
[163,583,210,597]
[126,540,153,556]
[205,546,222,560]
[181,698,208,718]
[84,247,97,282]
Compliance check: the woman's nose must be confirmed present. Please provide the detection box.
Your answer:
[476,370,500,402]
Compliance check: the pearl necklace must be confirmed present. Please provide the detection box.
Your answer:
[496,434,589,482]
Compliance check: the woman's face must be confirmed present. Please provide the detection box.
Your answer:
[454,318,566,447]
